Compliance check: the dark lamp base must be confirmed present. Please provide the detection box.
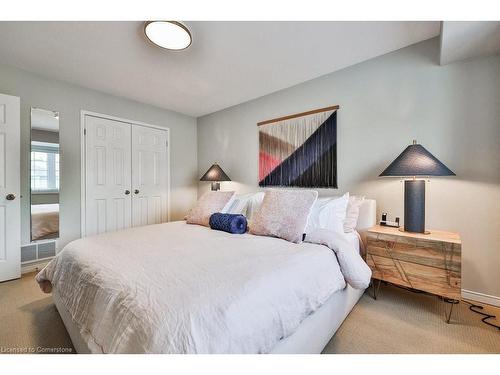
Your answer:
[210,182,220,191]
[404,179,426,233]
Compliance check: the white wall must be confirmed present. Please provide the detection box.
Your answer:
[198,38,500,301]
[0,63,198,249]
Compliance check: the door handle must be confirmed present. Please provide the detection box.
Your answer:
[134,189,140,194]
[6,193,16,201]
[125,190,130,195]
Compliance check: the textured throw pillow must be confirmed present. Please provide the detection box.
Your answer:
[305,193,349,234]
[343,195,365,233]
[186,191,235,227]
[249,190,318,243]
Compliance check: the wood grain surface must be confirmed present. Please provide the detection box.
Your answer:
[366,226,461,300]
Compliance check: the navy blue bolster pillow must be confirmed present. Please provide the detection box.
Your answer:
[209,213,247,234]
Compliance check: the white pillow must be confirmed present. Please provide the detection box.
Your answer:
[221,193,252,215]
[221,192,265,221]
[305,193,349,234]
[245,192,265,222]
[344,195,365,233]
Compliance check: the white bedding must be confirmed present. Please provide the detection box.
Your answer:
[36,221,366,354]
[31,203,59,240]
[304,229,371,290]
[345,231,361,253]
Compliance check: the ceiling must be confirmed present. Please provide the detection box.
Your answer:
[31,107,59,132]
[440,21,500,65]
[0,21,441,117]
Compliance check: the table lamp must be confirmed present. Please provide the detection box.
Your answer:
[379,140,455,233]
[200,163,231,191]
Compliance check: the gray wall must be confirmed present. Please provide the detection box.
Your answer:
[0,63,198,249]
[31,128,59,143]
[198,38,500,300]
[31,193,59,205]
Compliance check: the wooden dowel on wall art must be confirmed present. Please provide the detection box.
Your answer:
[257,105,340,126]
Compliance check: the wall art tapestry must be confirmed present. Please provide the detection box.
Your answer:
[258,105,338,188]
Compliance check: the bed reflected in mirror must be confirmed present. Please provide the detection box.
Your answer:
[30,107,60,242]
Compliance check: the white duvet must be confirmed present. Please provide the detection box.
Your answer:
[36,221,369,354]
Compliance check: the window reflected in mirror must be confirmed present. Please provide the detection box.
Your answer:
[30,107,60,242]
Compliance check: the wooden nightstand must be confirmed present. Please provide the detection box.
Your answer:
[366,225,461,323]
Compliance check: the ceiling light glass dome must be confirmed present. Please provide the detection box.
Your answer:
[144,21,192,50]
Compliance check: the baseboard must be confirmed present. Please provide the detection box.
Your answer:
[462,289,500,307]
[21,259,52,275]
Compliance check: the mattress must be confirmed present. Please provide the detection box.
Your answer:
[37,221,370,353]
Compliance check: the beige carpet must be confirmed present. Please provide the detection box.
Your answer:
[324,283,500,353]
[1,273,499,354]
[0,272,74,354]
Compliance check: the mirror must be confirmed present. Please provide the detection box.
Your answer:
[30,107,60,242]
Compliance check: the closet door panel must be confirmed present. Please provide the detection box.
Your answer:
[85,116,132,236]
[131,125,168,227]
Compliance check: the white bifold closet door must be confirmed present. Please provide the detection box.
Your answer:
[84,115,168,237]
[85,116,132,235]
[131,125,169,227]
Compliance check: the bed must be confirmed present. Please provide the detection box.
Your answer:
[37,199,376,354]
[31,203,59,240]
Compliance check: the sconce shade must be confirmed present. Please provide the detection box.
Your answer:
[379,142,455,177]
[200,163,231,182]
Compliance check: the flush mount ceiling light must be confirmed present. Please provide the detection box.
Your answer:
[144,21,192,51]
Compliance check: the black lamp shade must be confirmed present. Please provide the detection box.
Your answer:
[200,163,231,182]
[379,143,455,177]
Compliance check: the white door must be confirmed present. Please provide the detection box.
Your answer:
[131,125,169,227]
[0,93,20,282]
[85,115,132,236]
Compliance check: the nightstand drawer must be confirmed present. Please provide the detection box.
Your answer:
[367,253,461,299]
[367,253,412,288]
[366,232,461,272]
